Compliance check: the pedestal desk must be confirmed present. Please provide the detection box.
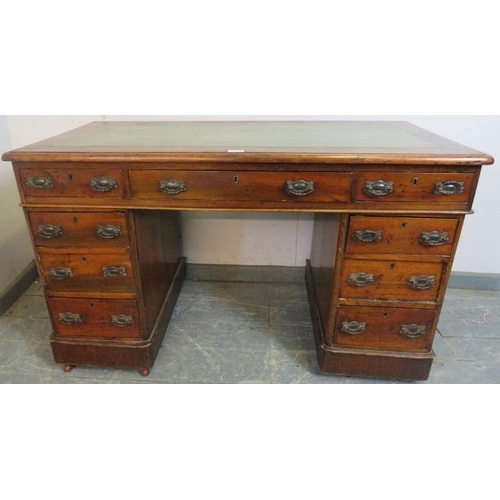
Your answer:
[2,121,493,380]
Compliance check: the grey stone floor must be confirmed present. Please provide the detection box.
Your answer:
[1,277,499,383]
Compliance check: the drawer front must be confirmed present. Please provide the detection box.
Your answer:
[48,298,141,339]
[331,306,437,351]
[19,168,125,199]
[354,172,474,204]
[129,170,352,203]
[39,251,135,293]
[29,211,129,249]
[346,216,459,256]
[339,259,445,301]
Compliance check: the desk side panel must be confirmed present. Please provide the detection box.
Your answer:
[309,213,345,330]
[132,210,182,336]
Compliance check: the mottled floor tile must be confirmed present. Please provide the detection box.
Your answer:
[0,317,53,344]
[4,295,49,319]
[427,360,500,384]
[146,345,273,383]
[171,282,271,332]
[163,321,271,350]
[441,337,500,365]
[0,339,64,383]
[269,301,312,327]
[171,294,269,329]
[177,281,308,307]
[438,289,500,339]
[269,349,330,384]
[431,332,457,360]
[269,325,316,353]
[176,281,270,307]
[265,282,311,328]
[260,282,310,304]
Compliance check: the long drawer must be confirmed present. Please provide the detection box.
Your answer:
[129,170,352,203]
[339,259,445,302]
[330,306,437,352]
[39,250,136,293]
[48,298,142,339]
[346,216,459,256]
[29,211,129,249]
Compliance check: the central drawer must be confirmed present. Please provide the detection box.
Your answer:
[129,170,352,203]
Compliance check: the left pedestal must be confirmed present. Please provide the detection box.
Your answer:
[27,208,184,374]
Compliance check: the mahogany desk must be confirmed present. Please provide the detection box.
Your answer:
[2,121,494,380]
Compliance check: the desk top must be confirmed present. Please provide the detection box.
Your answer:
[3,121,494,165]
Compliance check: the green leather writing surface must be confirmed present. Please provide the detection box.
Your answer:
[52,121,434,149]
[4,120,492,166]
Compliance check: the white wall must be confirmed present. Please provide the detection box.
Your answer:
[0,116,36,292]
[4,115,499,274]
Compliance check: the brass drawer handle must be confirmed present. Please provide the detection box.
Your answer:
[284,180,315,197]
[159,179,187,195]
[97,224,122,239]
[49,267,73,280]
[58,312,82,325]
[37,224,63,239]
[27,176,54,189]
[111,315,134,328]
[364,180,394,197]
[90,177,118,192]
[348,273,375,287]
[420,231,449,247]
[433,181,465,196]
[341,321,367,335]
[354,230,383,243]
[409,275,436,290]
[401,324,426,339]
[103,266,127,278]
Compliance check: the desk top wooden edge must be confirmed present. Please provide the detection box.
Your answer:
[2,121,494,166]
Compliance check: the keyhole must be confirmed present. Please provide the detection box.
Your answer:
[412,177,419,186]
[401,222,408,229]
[233,176,239,184]
[384,313,388,318]
[69,174,74,182]
[390,263,396,270]
[82,257,87,263]
[90,302,94,308]
[73,217,78,224]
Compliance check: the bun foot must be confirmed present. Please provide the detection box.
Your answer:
[140,368,150,377]
[63,364,74,373]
